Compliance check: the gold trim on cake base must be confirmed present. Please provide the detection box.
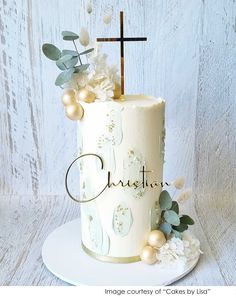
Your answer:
[82,242,141,263]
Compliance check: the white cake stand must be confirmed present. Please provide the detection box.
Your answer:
[42,219,200,286]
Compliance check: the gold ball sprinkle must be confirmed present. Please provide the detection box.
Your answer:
[65,103,84,120]
[148,230,166,248]
[61,89,76,106]
[77,88,96,103]
[140,246,157,265]
[113,82,121,99]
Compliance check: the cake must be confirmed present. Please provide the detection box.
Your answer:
[78,96,165,262]
[42,13,201,268]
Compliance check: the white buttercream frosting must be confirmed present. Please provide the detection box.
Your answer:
[78,96,165,259]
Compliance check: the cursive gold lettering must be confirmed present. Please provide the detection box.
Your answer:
[65,153,170,204]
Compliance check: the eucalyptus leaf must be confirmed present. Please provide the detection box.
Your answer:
[42,43,61,61]
[164,210,180,226]
[172,223,188,232]
[159,190,172,211]
[80,48,94,55]
[171,201,179,214]
[56,60,67,70]
[62,49,79,56]
[56,54,78,70]
[65,56,78,68]
[74,64,90,73]
[172,229,182,239]
[180,215,195,225]
[62,31,79,41]
[57,54,73,63]
[159,222,172,235]
[55,68,74,86]
[56,54,72,70]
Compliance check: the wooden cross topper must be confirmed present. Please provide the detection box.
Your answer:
[97,11,147,95]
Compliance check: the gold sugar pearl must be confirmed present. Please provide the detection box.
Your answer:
[148,230,166,249]
[77,88,96,103]
[65,103,84,120]
[140,246,157,265]
[61,89,76,106]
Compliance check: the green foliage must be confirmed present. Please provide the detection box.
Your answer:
[180,215,194,225]
[159,222,172,235]
[80,48,94,55]
[157,190,195,239]
[42,31,94,88]
[159,190,172,211]
[62,49,78,56]
[42,43,61,61]
[164,210,180,226]
[172,223,188,232]
[172,229,182,239]
[55,68,74,86]
[62,31,79,41]
[74,64,90,73]
[170,201,179,214]
[56,54,78,70]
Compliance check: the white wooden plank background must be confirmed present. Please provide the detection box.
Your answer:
[0,0,236,286]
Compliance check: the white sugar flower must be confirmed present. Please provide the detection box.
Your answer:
[107,64,120,84]
[79,27,90,47]
[66,42,119,101]
[89,79,114,101]
[173,176,185,189]
[156,232,202,265]
[176,188,192,204]
[66,72,89,89]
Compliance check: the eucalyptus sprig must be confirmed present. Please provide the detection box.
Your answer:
[42,30,94,87]
[157,190,194,239]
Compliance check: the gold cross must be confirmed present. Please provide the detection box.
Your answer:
[97,11,147,95]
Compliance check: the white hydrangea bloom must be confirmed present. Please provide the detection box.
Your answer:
[89,79,114,101]
[86,42,119,101]
[156,231,202,265]
[67,42,120,101]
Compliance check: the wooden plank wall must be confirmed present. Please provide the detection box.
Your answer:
[0,0,203,195]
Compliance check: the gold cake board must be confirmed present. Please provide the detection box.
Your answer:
[42,219,200,286]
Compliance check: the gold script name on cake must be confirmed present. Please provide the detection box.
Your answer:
[65,153,170,203]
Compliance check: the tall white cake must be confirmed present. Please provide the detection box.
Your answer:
[78,95,165,262]
[42,20,201,272]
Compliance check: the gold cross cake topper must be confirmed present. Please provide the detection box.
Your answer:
[97,11,147,95]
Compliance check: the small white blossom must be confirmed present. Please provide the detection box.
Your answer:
[177,188,192,204]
